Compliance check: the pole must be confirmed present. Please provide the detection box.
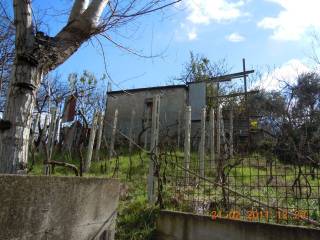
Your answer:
[148,95,160,204]
[210,108,215,170]
[184,106,191,185]
[199,107,206,178]
[229,107,234,158]
[243,58,250,151]
[177,110,181,150]
[84,112,98,172]
[94,112,104,161]
[109,109,118,160]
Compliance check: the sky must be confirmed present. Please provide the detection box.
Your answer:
[7,0,320,92]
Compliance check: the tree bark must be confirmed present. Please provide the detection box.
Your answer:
[0,0,41,173]
[0,65,42,173]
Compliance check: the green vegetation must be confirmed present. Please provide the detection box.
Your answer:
[29,150,320,236]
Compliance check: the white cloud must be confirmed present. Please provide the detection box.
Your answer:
[185,0,247,24]
[180,0,248,41]
[253,59,310,91]
[188,29,198,41]
[226,32,245,42]
[258,0,320,41]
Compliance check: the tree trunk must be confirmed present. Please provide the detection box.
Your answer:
[0,64,42,173]
[0,0,42,173]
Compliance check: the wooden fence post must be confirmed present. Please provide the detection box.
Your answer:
[199,107,206,178]
[44,108,57,175]
[47,108,57,156]
[220,111,228,156]
[184,106,191,185]
[84,112,98,172]
[94,112,104,161]
[40,114,49,153]
[210,108,215,170]
[177,110,181,150]
[50,112,60,159]
[127,109,136,179]
[109,109,118,160]
[144,107,150,150]
[229,108,234,158]
[217,105,221,159]
[29,113,40,147]
[147,95,160,204]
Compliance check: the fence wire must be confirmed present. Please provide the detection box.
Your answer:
[103,106,320,229]
[159,150,320,228]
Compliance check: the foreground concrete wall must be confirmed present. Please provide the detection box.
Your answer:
[0,175,120,240]
[155,210,320,240]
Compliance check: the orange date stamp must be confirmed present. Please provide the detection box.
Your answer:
[212,209,308,221]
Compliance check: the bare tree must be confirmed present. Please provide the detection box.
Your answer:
[0,0,181,173]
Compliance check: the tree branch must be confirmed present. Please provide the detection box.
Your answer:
[82,0,110,27]
[68,0,89,23]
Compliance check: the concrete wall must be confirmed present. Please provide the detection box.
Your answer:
[155,210,320,240]
[104,86,187,145]
[0,175,120,240]
[188,82,206,121]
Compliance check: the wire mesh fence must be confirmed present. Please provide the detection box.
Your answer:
[101,92,320,229]
[158,151,320,228]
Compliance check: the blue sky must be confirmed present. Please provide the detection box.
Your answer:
[7,0,320,91]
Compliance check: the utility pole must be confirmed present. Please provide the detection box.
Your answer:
[243,58,250,151]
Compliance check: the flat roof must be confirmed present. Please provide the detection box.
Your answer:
[107,84,187,95]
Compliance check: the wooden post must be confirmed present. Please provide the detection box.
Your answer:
[40,114,49,153]
[177,110,181,150]
[220,111,228,156]
[44,108,56,175]
[94,112,104,161]
[129,110,135,154]
[243,58,250,150]
[40,114,49,151]
[47,108,57,156]
[127,109,135,179]
[50,111,60,159]
[109,109,118,160]
[229,108,234,158]
[210,108,215,170]
[55,117,62,144]
[84,112,98,172]
[217,105,221,159]
[144,107,150,150]
[184,106,191,185]
[49,109,57,155]
[29,113,40,147]
[147,95,160,204]
[199,107,206,178]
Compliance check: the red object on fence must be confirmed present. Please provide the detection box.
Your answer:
[62,95,77,122]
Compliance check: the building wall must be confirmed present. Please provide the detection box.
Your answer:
[104,87,187,146]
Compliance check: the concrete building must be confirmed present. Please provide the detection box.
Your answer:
[103,79,259,150]
[104,84,189,147]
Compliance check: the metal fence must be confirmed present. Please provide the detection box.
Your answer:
[160,152,320,228]
[104,94,320,229]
